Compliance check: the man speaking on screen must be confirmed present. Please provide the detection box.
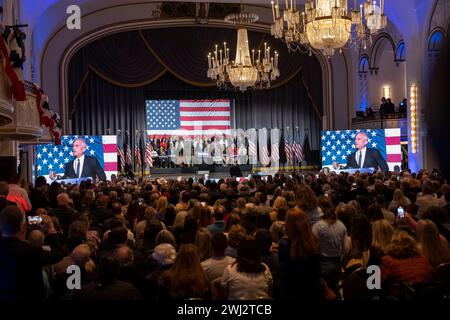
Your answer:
[62,138,107,181]
[346,131,389,172]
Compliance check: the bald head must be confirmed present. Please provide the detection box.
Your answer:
[115,245,134,266]
[71,244,91,267]
[57,193,72,207]
[27,229,45,248]
[355,132,369,150]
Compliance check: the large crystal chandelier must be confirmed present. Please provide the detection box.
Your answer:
[207,7,280,91]
[270,0,387,56]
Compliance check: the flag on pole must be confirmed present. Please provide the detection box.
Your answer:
[292,128,304,163]
[145,134,154,169]
[284,129,293,165]
[117,131,125,173]
[135,131,142,174]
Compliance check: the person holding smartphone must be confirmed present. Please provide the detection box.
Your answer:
[0,206,64,299]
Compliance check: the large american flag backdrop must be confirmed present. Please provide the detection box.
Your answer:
[146,100,232,136]
[35,135,117,182]
[321,128,402,171]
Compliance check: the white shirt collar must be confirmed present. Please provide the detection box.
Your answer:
[74,154,85,178]
[356,147,367,167]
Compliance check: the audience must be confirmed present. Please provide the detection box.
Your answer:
[1,168,450,300]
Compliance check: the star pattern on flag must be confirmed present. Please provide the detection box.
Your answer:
[36,135,104,176]
[146,100,180,130]
[321,129,385,166]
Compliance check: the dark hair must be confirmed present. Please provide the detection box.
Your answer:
[211,232,228,254]
[423,206,449,225]
[213,205,226,221]
[111,201,122,215]
[0,206,23,236]
[276,206,289,221]
[255,229,272,256]
[259,192,268,204]
[235,237,265,274]
[256,213,272,230]
[366,204,384,222]
[108,226,128,246]
[350,214,372,254]
[97,252,120,287]
[35,176,47,189]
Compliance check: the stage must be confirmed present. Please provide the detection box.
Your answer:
[137,164,321,180]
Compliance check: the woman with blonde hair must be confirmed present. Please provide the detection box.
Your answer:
[155,196,168,220]
[269,196,288,222]
[388,189,411,213]
[372,219,394,254]
[416,219,449,267]
[381,231,433,290]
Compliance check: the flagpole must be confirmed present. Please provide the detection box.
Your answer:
[295,126,299,173]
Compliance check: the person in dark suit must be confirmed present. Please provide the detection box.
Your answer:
[346,132,389,172]
[0,206,64,299]
[0,182,16,212]
[62,138,106,181]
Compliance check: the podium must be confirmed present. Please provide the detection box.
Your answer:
[55,177,93,184]
[331,168,375,174]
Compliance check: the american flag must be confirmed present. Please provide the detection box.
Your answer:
[36,135,117,182]
[145,141,153,168]
[126,145,132,166]
[271,129,280,163]
[146,100,231,137]
[135,141,142,170]
[285,142,293,165]
[321,128,402,171]
[292,139,304,163]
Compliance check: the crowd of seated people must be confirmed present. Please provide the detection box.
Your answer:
[0,168,449,300]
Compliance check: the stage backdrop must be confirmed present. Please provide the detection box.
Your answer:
[68,27,323,164]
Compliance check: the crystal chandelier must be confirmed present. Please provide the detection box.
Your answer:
[207,7,280,91]
[270,0,387,56]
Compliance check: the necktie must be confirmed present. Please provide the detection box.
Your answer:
[76,159,80,178]
[358,151,362,168]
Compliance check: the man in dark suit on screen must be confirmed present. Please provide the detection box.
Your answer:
[346,132,389,172]
[63,138,107,181]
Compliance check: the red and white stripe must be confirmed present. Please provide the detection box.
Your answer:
[147,99,231,136]
[145,142,153,167]
[285,143,293,164]
[102,135,118,180]
[385,128,402,171]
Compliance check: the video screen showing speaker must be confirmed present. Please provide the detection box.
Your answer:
[321,128,401,172]
[35,135,117,183]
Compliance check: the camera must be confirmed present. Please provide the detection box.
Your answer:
[27,216,43,225]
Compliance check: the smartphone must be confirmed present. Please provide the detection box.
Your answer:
[28,216,43,225]
[397,207,405,219]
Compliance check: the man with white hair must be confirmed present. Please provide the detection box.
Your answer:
[50,193,76,236]
[63,138,106,181]
[345,131,389,172]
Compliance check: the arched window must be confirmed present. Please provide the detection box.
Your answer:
[358,55,369,73]
[358,56,370,112]
[395,41,406,62]
[428,29,444,52]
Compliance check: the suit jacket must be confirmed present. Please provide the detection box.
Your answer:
[63,155,106,181]
[346,148,389,172]
[0,197,17,212]
[0,234,64,300]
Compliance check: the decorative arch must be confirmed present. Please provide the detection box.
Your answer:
[395,41,406,62]
[428,28,446,52]
[369,32,396,70]
[358,55,369,73]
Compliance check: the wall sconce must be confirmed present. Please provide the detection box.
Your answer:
[383,86,391,99]
[410,84,418,153]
